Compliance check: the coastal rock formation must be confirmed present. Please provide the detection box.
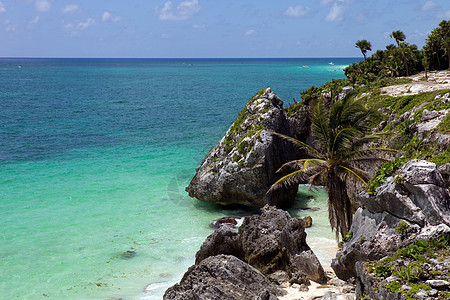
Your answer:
[165,206,328,299]
[163,255,285,300]
[193,205,327,284]
[186,88,299,208]
[195,226,244,264]
[332,160,450,281]
[354,247,450,299]
[239,205,327,283]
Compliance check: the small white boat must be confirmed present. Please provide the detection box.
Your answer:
[328,62,334,65]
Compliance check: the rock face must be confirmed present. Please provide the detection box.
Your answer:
[239,205,327,283]
[163,255,285,300]
[194,205,327,284]
[332,160,450,281]
[195,226,244,264]
[165,206,328,299]
[186,88,299,208]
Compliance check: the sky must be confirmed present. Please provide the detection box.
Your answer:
[0,0,449,58]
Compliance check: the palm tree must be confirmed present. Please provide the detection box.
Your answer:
[355,40,372,61]
[269,95,392,239]
[390,30,406,47]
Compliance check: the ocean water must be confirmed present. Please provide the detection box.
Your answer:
[0,58,358,299]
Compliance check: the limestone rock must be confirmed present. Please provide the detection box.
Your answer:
[355,261,403,300]
[195,226,244,264]
[186,88,299,208]
[163,255,284,300]
[439,163,450,188]
[332,160,450,281]
[239,205,327,283]
[358,160,450,227]
[336,86,354,101]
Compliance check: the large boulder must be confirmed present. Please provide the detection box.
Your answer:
[190,205,327,284]
[186,88,300,208]
[195,226,244,264]
[239,205,327,283]
[163,255,285,300]
[332,160,450,281]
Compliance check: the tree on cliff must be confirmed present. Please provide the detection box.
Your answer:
[355,40,372,61]
[390,30,406,47]
[424,20,450,70]
[269,95,391,239]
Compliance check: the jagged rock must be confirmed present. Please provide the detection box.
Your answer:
[289,271,310,285]
[357,160,450,227]
[411,109,449,145]
[163,255,284,300]
[355,262,403,300]
[439,163,450,188]
[287,105,313,144]
[186,88,300,208]
[422,109,442,121]
[332,208,418,281]
[320,292,357,300]
[255,290,279,300]
[195,226,244,264]
[426,280,450,288]
[336,86,354,101]
[267,270,290,284]
[239,205,327,283]
[332,160,450,281]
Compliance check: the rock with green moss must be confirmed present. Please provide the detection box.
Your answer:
[186,88,299,208]
[332,160,450,281]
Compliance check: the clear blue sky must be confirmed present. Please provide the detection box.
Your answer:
[1,0,449,58]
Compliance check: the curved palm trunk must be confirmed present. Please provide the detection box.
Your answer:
[327,171,352,239]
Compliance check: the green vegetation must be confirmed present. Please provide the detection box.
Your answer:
[270,93,391,239]
[396,222,409,235]
[222,89,266,155]
[355,39,372,61]
[367,157,407,195]
[367,235,450,299]
[345,21,449,85]
[343,231,353,242]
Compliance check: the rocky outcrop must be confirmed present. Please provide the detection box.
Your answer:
[194,205,327,284]
[186,88,300,208]
[332,160,450,281]
[163,255,285,300]
[355,247,450,299]
[195,226,244,264]
[239,205,327,283]
[165,206,328,299]
[439,163,450,188]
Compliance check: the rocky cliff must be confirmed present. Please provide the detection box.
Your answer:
[331,160,450,299]
[186,88,302,208]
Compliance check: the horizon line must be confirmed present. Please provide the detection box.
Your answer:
[0,56,361,60]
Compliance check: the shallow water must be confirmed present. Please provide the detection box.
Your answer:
[0,58,356,299]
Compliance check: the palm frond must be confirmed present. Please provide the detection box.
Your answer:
[308,171,326,186]
[338,164,371,184]
[343,147,399,161]
[351,132,390,148]
[276,158,326,174]
[311,99,331,151]
[268,131,325,159]
[331,127,362,156]
[268,169,311,193]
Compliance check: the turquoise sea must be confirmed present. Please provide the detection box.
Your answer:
[0,58,359,299]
